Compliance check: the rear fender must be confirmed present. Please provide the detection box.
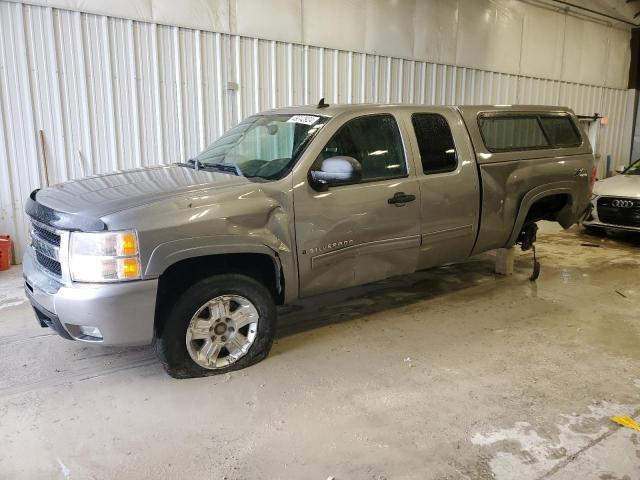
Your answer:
[506,182,575,246]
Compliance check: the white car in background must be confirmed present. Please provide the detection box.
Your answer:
[583,158,640,233]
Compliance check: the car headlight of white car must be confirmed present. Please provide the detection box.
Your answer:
[69,230,141,282]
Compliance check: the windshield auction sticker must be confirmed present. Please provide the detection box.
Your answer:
[287,115,320,125]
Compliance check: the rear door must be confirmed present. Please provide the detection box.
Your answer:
[292,112,421,297]
[402,109,480,269]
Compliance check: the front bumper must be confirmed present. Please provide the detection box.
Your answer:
[23,246,158,346]
[582,198,640,232]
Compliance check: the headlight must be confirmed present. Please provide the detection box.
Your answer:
[69,230,141,282]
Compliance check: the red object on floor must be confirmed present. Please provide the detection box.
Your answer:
[0,235,11,271]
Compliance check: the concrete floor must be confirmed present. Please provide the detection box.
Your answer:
[0,224,639,480]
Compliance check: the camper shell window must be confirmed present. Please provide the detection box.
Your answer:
[478,114,582,152]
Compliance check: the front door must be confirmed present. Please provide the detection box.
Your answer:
[293,113,421,298]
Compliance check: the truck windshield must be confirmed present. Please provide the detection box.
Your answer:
[623,158,640,175]
[192,114,328,179]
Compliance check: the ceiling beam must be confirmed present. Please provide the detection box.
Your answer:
[552,0,639,26]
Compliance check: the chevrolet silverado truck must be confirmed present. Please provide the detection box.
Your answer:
[23,103,594,378]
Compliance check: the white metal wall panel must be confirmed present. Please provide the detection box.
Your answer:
[233,0,302,44]
[520,3,565,80]
[0,0,635,262]
[302,0,366,54]
[8,0,633,89]
[0,3,42,261]
[412,0,458,66]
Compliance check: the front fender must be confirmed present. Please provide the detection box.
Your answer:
[144,236,279,276]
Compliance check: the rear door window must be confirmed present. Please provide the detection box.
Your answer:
[411,114,457,174]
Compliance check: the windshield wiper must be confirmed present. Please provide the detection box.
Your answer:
[185,158,205,170]
[185,159,243,176]
[205,162,243,176]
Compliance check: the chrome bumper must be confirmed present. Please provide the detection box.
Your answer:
[23,246,158,346]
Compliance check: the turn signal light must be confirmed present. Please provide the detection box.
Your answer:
[118,232,138,256]
[118,258,141,279]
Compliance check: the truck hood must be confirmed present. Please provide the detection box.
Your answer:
[594,174,640,199]
[35,165,251,219]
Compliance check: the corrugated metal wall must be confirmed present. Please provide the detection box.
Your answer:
[0,1,635,262]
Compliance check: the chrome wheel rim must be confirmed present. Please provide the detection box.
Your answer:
[185,295,259,369]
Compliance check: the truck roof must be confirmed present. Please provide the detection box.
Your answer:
[262,102,590,162]
[261,103,576,117]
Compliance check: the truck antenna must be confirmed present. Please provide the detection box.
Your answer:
[317,97,329,109]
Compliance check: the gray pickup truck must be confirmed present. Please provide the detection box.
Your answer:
[23,103,594,378]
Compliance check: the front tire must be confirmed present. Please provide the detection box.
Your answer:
[154,274,277,378]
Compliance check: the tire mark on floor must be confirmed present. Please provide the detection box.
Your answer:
[0,331,57,346]
[0,355,160,399]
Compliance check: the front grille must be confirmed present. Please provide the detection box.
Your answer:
[597,197,640,228]
[35,250,62,277]
[32,222,60,246]
[29,219,64,278]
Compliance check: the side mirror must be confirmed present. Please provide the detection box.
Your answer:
[615,165,626,174]
[308,156,362,192]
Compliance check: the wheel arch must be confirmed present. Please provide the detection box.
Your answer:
[151,247,285,337]
[506,183,575,246]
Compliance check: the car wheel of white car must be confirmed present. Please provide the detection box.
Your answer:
[154,274,277,378]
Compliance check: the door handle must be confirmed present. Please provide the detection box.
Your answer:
[388,192,416,205]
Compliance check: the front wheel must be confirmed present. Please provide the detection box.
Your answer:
[154,274,277,378]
